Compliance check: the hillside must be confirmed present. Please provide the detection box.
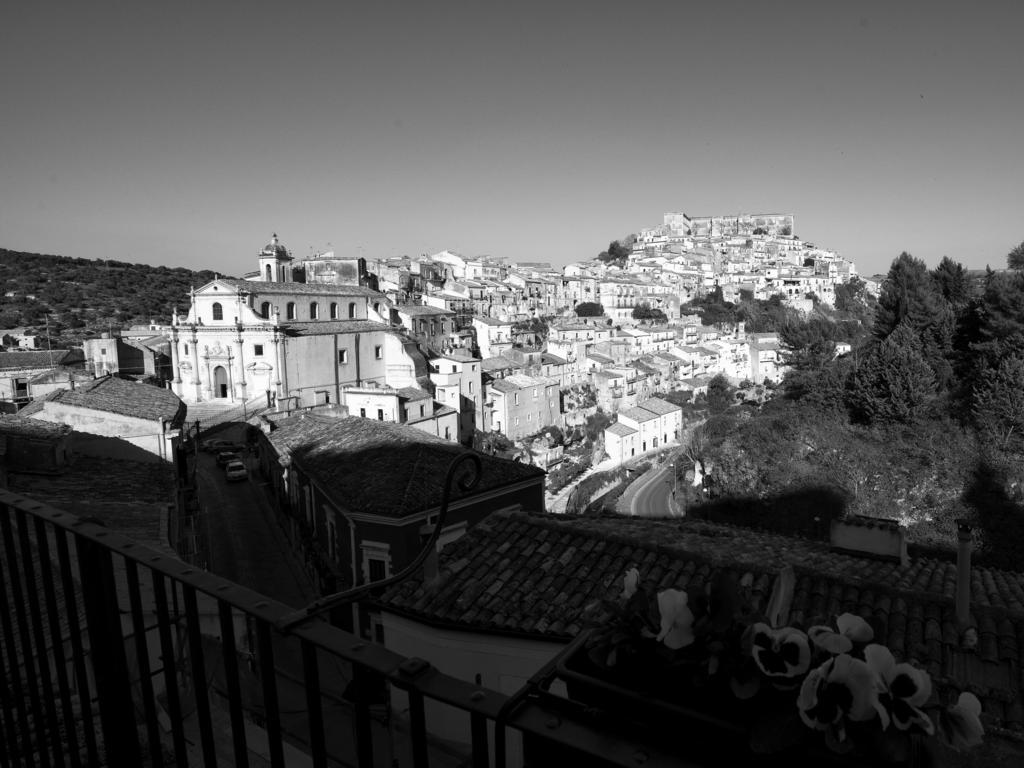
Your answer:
[0,248,222,345]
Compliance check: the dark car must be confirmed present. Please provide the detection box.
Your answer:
[216,450,243,467]
[224,460,248,482]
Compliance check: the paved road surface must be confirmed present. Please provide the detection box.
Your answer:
[630,464,681,518]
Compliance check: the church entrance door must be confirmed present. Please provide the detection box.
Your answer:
[213,365,229,398]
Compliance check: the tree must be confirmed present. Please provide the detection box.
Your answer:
[931,256,969,307]
[1008,240,1024,270]
[779,318,838,372]
[632,303,668,323]
[575,302,604,317]
[874,252,948,341]
[706,374,733,415]
[972,355,1024,453]
[846,324,938,424]
[584,410,612,443]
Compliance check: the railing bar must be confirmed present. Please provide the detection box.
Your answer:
[217,600,250,768]
[300,640,328,768]
[125,559,166,768]
[33,515,82,768]
[408,690,429,768]
[153,570,190,767]
[470,711,489,768]
[53,528,99,765]
[351,665,374,768]
[255,620,285,768]
[0,525,30,767]
[17,509,63,768]
[183,585,218,767]
[0,508,51,768]
[75,536,142,767]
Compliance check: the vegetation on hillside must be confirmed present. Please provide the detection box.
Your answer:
[681,246,1024,569]
[0,248,220,345]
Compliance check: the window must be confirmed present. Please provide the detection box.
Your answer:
[260,301,271,318]
[377,409,384,421]
[444,426,451,440]
[375,345,383,360]
[100,349,107,356]
[348,302,356,319]
[374,302,381,314]
[368,559,387,582]
[212,302,223,321]
[286,302,296,320]
[468,381,473,393]
[420,405,425,417]
[514,392,520,405]
[515,417,520,426]
[183,343,189,356]
[533,388,538,399]
[254,344,264,356]
[310,302,319,319]
[338,349,348,364]
[359,408,366,418]
[452,365,457,373]
[330,302,339,319]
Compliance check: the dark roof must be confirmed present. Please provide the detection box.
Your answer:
[20,376,185,425]
[0,350,74,370]
[480,356,516,372]
[396,387,432,402]
[379,511,1024,728]
[281,320,392,336]
[396,305,456,317]
[606,422,637,437]
[264,415,544,518]
[218,278,382,297]
[541,353,567,366]
[0,416,71,439]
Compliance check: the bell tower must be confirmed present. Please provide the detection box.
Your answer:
[257,233,294,283]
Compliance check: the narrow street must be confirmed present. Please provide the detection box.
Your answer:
[629,463,680,517]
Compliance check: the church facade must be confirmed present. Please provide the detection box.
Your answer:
[169,236,429,409]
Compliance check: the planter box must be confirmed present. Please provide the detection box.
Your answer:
[529,629,918,768]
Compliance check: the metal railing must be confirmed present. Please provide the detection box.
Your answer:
[0,489,690,768]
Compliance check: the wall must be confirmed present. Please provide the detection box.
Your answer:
[382,613,566,768]
[29,402,176,462]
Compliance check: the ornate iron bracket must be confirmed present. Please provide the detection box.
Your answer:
[276,450,482,632]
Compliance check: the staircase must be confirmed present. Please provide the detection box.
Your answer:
[183,395,269,434]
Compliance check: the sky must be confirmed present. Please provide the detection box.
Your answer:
[2,1,1022,279]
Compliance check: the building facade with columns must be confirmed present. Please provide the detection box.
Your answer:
[168,236,427,409]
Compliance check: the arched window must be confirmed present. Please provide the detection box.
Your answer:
[310,302,319,319]
[373,302,381,314]
[348,302,356,319]
[261,301,271,319]
[265,265,272,282]
[286,302,296,320]
[212,302,223,321]
[330,302,339,319]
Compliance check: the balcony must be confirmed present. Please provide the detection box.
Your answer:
[0,488,689,768]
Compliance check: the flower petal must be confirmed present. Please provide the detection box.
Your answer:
[836,613,874,644]
[891,664,932,707]
[622,567,639,599]
[942,692,984,749]
[656,589,694,649]
[809,625,852,655]
[831,654,883,722]
[864,643,896,683]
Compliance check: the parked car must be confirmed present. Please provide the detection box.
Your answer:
[224,460,248,482]
[216,450,243,467]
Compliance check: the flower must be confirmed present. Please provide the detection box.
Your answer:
[749,623,811,680]
[937,692,984,749]
[864,644,934,734]
[798,654,888,735]
[622,566,640,600]
[808,613,874,655]
[656,588,695,649]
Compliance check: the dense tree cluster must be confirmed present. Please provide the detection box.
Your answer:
[690,242,1024,567]
[575,301,605,317]
[596,237,635,267]
[0,248,220,345]
[631,302,667,323]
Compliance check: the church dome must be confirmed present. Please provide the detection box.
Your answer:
[260,233,292,259]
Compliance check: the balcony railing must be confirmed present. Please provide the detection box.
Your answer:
[0,489,690,768]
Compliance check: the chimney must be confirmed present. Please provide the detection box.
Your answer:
[956,519,973,628]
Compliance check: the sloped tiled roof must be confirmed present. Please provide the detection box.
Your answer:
[282,320,392,336]
[0,350,74,370]
[0,416,71,439]
[264,415,544,518]
[618,406,659,423]
[480,356,516,372]
[20,376,185,425]
[379,511,1024,728]
[218,278,382,297]
[606,422,637,437]
[639,397,680,416]
[397,305,455,317]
